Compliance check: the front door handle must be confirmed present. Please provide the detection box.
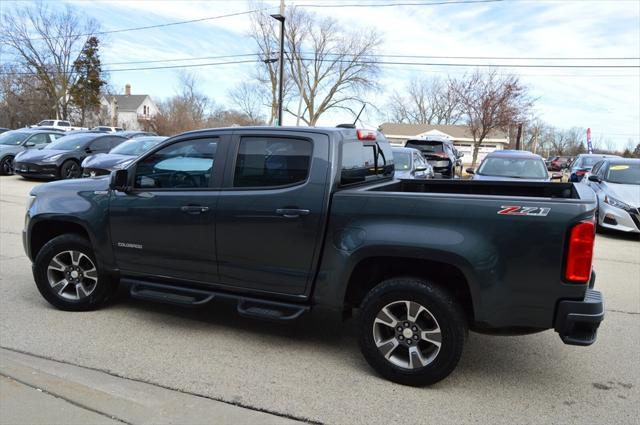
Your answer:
[276,208,310,218]
[180,205,210,214]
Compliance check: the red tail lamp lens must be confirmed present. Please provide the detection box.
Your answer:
[565,221,595,283]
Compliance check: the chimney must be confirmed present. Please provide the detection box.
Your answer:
[125,84,131,96]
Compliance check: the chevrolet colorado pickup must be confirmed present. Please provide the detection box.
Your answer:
[23,126,604,386]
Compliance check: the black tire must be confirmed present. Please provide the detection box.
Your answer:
[33,234,116,311]
[60,159,81,179]
[0,155,14,175]
[358,277,467,386]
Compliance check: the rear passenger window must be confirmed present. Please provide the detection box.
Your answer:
[341,139,393,185]
[233,137,312,188]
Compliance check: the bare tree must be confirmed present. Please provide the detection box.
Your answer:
[0,64,51,128]
[228,81,266,123]
[0,2,100,121]
[387,77,463,125]
[249,8,291,125]
[284,8,381,125]
[152,72,263,136]
[249,6,381,126]
[453,69,532,167]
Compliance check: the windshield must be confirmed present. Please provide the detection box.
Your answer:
[110,137,164,155]
[478,157,548,179]
[605,164,640,185]
[393,152,411,170]
[46,134,93,150]
[580,156,610,168]
[0,131,29,145]
[405,140,444,154]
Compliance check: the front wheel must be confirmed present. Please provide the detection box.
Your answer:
[33,234,116,311]
[60,160,81,179]
[0,156,14,175]
[358,277,467,386]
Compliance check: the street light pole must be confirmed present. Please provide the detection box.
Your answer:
[271,1,285,127]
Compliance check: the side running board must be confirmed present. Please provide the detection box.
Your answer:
[124,279,309,321]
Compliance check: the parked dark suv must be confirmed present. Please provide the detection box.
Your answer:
[405,137,462,178]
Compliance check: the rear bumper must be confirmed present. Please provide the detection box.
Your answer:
[554,288,604,346]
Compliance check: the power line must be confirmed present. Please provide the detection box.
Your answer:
[296,0,504,7]
[14,7,276,42]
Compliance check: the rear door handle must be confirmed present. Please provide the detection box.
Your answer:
[180,205,210,214]
[276,208,310,218]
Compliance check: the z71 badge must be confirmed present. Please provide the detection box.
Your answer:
[497,206,550,217]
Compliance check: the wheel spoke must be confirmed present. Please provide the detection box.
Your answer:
[51,279,69,295]
[70,251,81,266]
[405,301,426,323]
[421,329,442,347]
[376,337,399,359]
[48,257,66,272]
[375,306,400,328]
[76,282,91,298]
[83,268,98,282]
[408,345,428,369]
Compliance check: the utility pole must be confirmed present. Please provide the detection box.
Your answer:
[515,123,523,150]
[271,0,285,127]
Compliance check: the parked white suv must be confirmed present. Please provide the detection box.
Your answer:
[31,120,88,132]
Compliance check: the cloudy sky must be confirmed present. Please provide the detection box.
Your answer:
[4,0,640,149]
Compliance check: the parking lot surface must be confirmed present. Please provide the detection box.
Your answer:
[1,175,638,424]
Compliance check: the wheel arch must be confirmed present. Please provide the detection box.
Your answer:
[342,253,478,323]
[29,218,92,261]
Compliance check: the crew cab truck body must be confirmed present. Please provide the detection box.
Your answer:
[23,126,604,386]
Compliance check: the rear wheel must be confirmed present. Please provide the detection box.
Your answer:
[359,277,467,386]
[60,160,81,179]
[33,234,116,311]
[0,156,14,175]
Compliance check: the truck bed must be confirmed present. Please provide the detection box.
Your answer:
[368,179,579,199]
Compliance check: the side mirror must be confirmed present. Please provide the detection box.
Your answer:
[24,141,36,147]
[110,169,129,192]
[458,152,465,158]
[85,147,93,153]
[588,175,601,183]
[465,168,475,175]
[415,166,427,172]
[551,173,563,180]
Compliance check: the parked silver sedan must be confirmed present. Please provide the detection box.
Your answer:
[392,147,434,179]
[584,158,640,234]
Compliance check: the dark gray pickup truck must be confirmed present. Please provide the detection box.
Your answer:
[23,126,604,386]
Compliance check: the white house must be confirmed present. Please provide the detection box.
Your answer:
[379,123,510,166]
[100,84,159,131]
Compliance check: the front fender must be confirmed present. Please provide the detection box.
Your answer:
[26,178,115,269]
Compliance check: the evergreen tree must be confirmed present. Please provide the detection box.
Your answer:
[70,37,105,126]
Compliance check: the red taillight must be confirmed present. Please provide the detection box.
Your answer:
[565,221,595,283]
[356,129,377,141]
[576,169,587,176]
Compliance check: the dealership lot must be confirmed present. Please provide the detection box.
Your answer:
[0,176,638,424]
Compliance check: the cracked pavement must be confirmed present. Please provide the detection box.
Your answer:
[1,175,638,424]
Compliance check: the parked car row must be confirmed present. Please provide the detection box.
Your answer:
[0,128,161,179]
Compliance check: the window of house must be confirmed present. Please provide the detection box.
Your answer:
[233,137,312,188]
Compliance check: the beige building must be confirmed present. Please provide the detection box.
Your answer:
[379,123,510,166]
[100,84,159,131]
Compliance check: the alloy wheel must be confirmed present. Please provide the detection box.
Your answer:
[46,250,98,300]
[1,157,14,175]
[372,300,442,369]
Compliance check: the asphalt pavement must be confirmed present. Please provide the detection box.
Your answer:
[0,175,638,424]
